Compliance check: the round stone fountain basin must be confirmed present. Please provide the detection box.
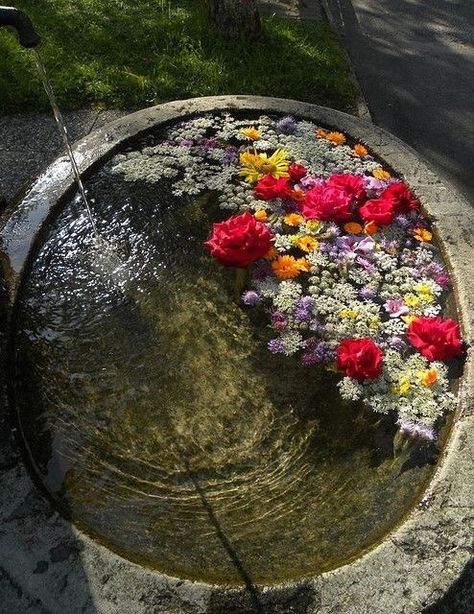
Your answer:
[0,97,473,613]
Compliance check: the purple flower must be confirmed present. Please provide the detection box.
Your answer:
[201,137,218,150]
[294,296,315,322]
[309,318,325,334]
[364,176,389,195]
[242,290,261,306]
[384,298,409,318]
[223,145,238,165]
[398,419,436,442]
[435,272,451,288]
[359,286,377,300]
[302,341,336,365]
[300,176,324,190]
[275,116,297,134]
[302,352,319,366]
[179,138,194,147]
[388,336,406,350]
[271,310,288,331]
[268,338,285,354]
[394,214,411,228]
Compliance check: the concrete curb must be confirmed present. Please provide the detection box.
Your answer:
[0,96,472,614]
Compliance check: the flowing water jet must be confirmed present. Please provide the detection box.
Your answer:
[0,6,123,275]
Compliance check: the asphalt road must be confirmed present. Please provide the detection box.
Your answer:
[325,0,474,205]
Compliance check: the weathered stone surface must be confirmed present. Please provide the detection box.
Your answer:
[0,97,472,613]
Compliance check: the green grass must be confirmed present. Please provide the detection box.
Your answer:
[0,0,356,114]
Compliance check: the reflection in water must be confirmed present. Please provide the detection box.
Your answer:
[12,155,438,585]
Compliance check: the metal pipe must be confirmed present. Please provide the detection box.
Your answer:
[0,6,40,48]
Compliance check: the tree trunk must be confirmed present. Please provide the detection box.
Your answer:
[207,0,261,40]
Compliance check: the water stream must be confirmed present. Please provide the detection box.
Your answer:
[33,49,98,236]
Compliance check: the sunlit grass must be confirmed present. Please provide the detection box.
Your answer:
[0,0,356,113]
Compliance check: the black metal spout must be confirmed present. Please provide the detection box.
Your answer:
[0,6,40,48]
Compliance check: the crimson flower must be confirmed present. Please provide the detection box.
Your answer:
[253,174,292,201]
[407,316,463,361]
[337,338,383,381]
[205,212,273,268]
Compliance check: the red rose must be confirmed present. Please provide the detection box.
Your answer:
[254,174,292,200]
[337,338,383,381]
[381,182,419,214]
[327,173,367,204]
[288,163,307,183]
[359,197,397,226]
[205,212,273,268]
[301,184,353,222]
[407,316,463,361]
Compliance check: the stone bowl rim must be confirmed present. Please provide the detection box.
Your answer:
[0,96,472,611]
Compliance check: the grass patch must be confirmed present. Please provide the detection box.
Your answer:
[0,0,356,114]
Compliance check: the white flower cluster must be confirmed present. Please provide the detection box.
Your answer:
[110,113,461,439]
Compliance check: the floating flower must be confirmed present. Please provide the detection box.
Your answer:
[326,131,346,145]
[398,419,436,441]
[413,227,433,242]
[417,368,438,386]
[327,173,367,204]
[343,222,364,234]
[272,255,309,279]
[353,144,368,157]
[336,338,383,381]
[359,197,397,226]
[407,316,463,361]
[301,184,353,223]
[239,149,289,184]
[392,376,411,396]
[253,174,292,200]
[288,163,308,183]
[240,126,261,140]
[242,290,261,306]
[205,211,273,268]
[339,309,359,319]
[384,298,409,318]
[254,209,269,222]
[283,213,304,227]
[265,246,279,261]
[294,235,319,253]
[381,182,419,213]
[275,116,297,134]
[373,168,391,180]
[315,128,328,138]
[404,293,421,308]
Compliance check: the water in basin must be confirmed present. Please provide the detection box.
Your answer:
[11,126,442,586]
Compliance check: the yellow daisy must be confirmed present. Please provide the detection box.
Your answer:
[239,149,290,184]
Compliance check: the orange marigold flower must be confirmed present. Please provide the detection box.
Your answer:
[283,213,304,227]
[343,222,364,234]
[418,368,438,386]
[294,236,319,253]
[265,246,279,261]
[353,144,368,157]
[272,255,306,279]
[373,168,391,180]
[240,127,261,141]
[326,131,346,145]
[290,188,306,202]
[254,209,269,222]
[364,221,379,235]
[413,227,433,242]
[315,128,328,138]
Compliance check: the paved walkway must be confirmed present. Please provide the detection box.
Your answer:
[324,0,474,204]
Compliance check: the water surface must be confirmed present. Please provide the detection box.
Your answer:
[12,136,439,585]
